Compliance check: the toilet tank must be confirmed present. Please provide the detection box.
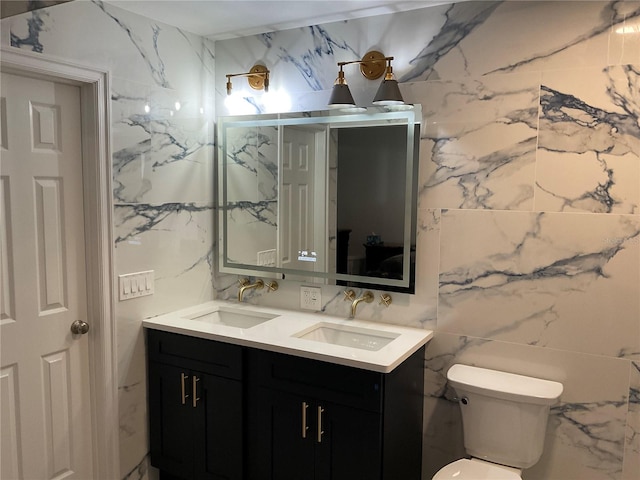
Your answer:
[447,364,563,469]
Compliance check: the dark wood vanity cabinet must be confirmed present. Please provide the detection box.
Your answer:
[147,329,425,480]
[246,347,425,480]
[147,330,243,480]
[247,387,382,479]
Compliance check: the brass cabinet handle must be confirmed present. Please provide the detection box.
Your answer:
[180,373,189,405]
[301,402,309,438]
[192,376,200,407]
[317,406,324,443]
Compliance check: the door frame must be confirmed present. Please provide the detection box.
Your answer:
[1,46,119,479]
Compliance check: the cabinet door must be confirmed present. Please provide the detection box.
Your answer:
[247,387,315,480]
[193,372,243,480]
[149,362,194,478]
[314,401,382,480]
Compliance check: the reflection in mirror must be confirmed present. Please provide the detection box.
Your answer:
[223,123,279,266]
[218,106,420,293]
[335,124,415,290]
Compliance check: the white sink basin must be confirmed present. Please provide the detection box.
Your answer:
[183,307,278,329]
[294,322,400,351]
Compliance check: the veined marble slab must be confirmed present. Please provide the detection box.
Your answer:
[438,210,640,359]
[536,65,640,214]
[403,73,540,211]
[111,78,214,204]
[3,0,214,92]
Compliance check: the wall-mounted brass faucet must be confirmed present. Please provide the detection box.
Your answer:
[238,278,264,302]
[344,289,374,318]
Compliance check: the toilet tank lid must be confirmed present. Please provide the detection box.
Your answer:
[447,364,563,404]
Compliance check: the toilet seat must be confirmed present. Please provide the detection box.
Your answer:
[433,458,522,480]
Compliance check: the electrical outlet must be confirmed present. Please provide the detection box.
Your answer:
[300,286,322,311]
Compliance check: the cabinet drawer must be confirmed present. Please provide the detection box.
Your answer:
[147,329,243,380]
[248,348,383,412]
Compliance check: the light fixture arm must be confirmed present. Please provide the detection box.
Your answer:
[225,64,270,94]
[336,51,394,80]
[337,56,393,68]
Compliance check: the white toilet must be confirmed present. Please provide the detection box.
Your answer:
[433,364,563,480]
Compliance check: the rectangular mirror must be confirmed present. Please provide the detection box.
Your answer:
[218,105,420,293]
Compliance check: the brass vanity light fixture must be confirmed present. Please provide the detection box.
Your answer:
[328,51,404,108]
[225,64,270,95]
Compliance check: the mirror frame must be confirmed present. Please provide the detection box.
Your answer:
[217,105,421,292]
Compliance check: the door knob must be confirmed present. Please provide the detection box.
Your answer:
[70,320,90,335]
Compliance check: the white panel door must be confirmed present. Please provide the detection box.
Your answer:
[280,125,326,272]
[0,72,94,480]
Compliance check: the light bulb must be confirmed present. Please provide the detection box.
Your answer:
[224,92,255,115]
[262,89,291,113]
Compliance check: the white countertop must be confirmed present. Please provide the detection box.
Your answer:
[143,300,433,373]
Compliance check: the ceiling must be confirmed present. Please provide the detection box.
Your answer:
[104,0,447,40]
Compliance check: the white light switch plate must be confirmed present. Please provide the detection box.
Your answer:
[300,286,322,311]
[119,271,154,300]
[257,249,276,266]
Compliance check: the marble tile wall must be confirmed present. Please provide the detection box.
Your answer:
[215,2,640,479]
[3,1,638,479]
[2,2,215,479]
